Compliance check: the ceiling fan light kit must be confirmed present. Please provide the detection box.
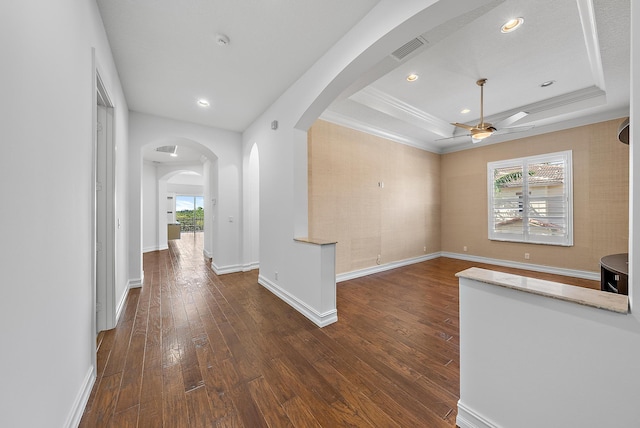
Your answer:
[450,78,531,144]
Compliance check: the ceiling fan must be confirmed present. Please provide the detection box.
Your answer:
[448,78,531,143]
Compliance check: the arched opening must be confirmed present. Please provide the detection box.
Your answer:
[141,138,218,264]
[246,143,260,270]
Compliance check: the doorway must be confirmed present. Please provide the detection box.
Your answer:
[95,71,116,334]
[175,195,205,234]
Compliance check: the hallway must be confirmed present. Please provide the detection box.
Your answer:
[79,233,599,427]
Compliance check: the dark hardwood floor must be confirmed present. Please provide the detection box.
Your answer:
[80,233,597,427]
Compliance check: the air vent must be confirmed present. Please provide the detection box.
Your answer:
[156,145,177,154]
[391,37,426,61]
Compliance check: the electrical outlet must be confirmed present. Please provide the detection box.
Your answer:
[524,253,530,260]
[423,246,427,252]
[463,246,468,252]
[275,271,279,280]
[376,254,381,265]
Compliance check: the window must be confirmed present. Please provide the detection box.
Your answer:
[488,151,573,246]
[176,195,205,232]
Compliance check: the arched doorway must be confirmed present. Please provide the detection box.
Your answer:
[141,139,218,263]
[244,142,260,270]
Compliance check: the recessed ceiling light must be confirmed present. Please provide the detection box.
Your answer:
[406,73,419,82]
[501,17,524,33]
[540,80,555,87]
[197,99,210,107]
[170,153,178,157]
[460,108,471,114]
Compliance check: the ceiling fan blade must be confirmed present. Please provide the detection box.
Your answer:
[494,111,528,129]
[493,124,535,135]
[435,133,470,142]
[451,122,475,131]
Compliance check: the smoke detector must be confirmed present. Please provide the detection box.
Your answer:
[216,34,230,46]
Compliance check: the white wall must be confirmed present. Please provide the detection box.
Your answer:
[242,0,495,326]
[241,143,260,270]
[457,6,639,427]
[458,278,640,427]
[0,1,128,427]
[630,0,640,315]
[142,161,159,252]
[128,112,243,276]
[167,183,203,195]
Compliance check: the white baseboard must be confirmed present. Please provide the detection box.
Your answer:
[115,283,130,323]
[211,261,243,275]
[336,253,441,283]
[64,366,95,428]
[203,249,212,259]
[128,276,143,289]
[441,252,599,281]
[143,245,160,253]
[258,275,338,327]
[242,261,259,272]
[456,401,499,428]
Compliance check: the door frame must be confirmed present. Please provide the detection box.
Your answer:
[92,54,117,342]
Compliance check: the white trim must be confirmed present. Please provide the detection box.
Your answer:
[143,245,162,253]
[128,277,143,289]
[258,275,338,327]
[337,253,441,283]
[441,108,629,154]
[320,110,441,153]
[115,285,130,322]
[456,401,499,428]
[336,252,599,283]
[576,0,606,90]
[350,86,452,137]
[64,366,95,428]
[203,249,212,259]
[211,261,243,275]
[242,261,260,272]
[441,252,599,281]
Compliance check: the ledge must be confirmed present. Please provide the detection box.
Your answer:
[456,267,629,314]
[294,237,337,246]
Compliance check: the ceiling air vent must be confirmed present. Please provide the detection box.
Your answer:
[390,37,426,62]
[156,145,177,154]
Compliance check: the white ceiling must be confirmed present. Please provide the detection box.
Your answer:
[97,0,630,161]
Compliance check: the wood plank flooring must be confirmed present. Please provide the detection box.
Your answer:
[80,233,598,427]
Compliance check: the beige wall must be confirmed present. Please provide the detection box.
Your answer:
[308,119,628,275]
[308,120,441,274]
[442,118,629,272]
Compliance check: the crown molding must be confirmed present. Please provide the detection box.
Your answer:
[349,86,453,137]
[576,0,606,90]
[319,110,441,153]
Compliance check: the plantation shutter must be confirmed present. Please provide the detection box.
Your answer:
[488,151,573,246]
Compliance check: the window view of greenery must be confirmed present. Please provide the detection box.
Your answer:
[176,195,204,232]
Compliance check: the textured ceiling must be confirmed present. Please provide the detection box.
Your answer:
[97,0,381,133]
[97,0,630,161]
[323,0,630,152]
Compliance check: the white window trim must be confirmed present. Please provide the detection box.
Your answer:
[487,150,573,246]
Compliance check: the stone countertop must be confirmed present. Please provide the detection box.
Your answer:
[456,267,629,314]
[294,237,337,245]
